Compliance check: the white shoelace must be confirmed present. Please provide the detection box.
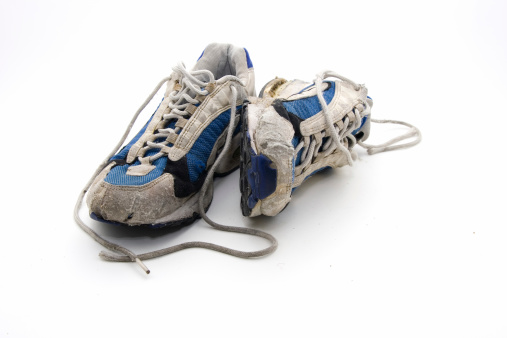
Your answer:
[292,70,422,173]
[74,65,277,274]
[139,63,216,162]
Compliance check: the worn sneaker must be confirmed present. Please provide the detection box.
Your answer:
[74,43,271,273]
[84,43,255,228]
[240,71,421,217]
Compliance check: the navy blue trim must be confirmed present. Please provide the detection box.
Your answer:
[197,49,205,61]
[244,48,253,68]
[246,137,277,208]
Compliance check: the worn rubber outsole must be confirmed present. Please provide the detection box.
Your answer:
[90,196,213,230]
[240,105,253,217]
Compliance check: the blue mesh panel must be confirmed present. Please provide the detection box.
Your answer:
[244,48,253,68]
[105,119,179,186]
[197,49,205,61]
[105,156,168,186]
[282,82,335,120]
[186,107,240,182]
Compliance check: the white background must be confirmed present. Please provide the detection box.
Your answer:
[1,0,506,337]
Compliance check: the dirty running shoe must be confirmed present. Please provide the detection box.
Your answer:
[87,43,254,227]
[75,43,276,273]
[240,71,421,217]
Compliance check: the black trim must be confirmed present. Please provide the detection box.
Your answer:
[272,99,303,137]
[354,131,365,141]
[240,103,253,216]
[164,156,206,198]
[164,103,247,198]
[109,159,126,166]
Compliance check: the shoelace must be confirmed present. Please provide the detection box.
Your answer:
[138,63,215,163]
[74,65,277,274]
[296,70,422,172]
[294,76,364,173]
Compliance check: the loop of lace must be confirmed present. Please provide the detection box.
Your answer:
[358,118,421,154]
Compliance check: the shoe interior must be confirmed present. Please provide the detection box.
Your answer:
[193,43,252,87]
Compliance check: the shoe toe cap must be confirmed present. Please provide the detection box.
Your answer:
[87,164,184,226]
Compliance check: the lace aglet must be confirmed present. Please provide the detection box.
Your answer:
[135,258,150,274]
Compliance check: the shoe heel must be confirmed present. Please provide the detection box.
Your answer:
[240,103,295,217]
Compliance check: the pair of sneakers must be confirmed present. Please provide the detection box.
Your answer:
[74,43,421,273]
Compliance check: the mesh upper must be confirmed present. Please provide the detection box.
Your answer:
[103,43,251,188]
[282,82,335,120]
[186,108,234,182]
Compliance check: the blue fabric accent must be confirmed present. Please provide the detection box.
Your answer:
[247,150,277,202]
[197,49,205,61]
[246,132,277,208]
[352,116,368,135]
[164,120,177,134]
[186,106,241,182]
[233,118,241,135]
[105,156,168,186]
[282,82,335,120]
[244,48,253,68]
[247,195,258,209]
[291,137,300,148]
[107,104,241,186]
[105,116,181,186]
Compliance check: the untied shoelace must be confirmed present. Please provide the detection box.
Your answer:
[314,70,421,163]
[74,64,277,274]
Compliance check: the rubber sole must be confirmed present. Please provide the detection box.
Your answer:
[240,104,253,217]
